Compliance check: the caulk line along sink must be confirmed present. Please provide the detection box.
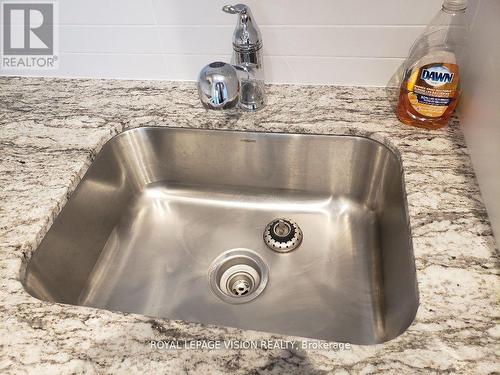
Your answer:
[23,127,419,344]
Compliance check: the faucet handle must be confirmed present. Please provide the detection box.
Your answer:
[222,4,248,14]
[222,4,262,52]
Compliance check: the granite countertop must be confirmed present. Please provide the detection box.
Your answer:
[0,77,498,374]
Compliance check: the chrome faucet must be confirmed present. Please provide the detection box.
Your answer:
[197,4,265,111]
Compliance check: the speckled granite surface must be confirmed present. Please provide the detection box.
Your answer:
[0,77,498,374]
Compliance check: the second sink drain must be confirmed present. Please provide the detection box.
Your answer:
[208,248,268,304]
[264,218,303,253]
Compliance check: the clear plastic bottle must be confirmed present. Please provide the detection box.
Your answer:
[396,0,468,129]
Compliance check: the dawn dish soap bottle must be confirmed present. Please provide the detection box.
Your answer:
[396,0,467,129]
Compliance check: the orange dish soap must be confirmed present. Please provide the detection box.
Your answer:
[396,0,467,129]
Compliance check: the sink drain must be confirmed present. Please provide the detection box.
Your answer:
[227,272,252,296]
[264,218,303,253]
[220,263,259,297]
[209,249,268,304]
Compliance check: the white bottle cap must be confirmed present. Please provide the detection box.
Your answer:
[443,0,467,11]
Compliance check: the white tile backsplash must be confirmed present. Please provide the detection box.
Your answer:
[260,26,424,58]
[264,56,405,86]
[152,0,441,26]
[9,53,170,80]
[58,25,424,58]
[60,27,163,54]
[1,0,444,85]
[59,0,156,25]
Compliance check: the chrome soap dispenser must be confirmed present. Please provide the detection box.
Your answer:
[197,4,265,111]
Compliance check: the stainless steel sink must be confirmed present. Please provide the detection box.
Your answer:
[23,127,418,344]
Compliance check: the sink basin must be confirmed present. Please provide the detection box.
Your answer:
[23,127,418,344]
